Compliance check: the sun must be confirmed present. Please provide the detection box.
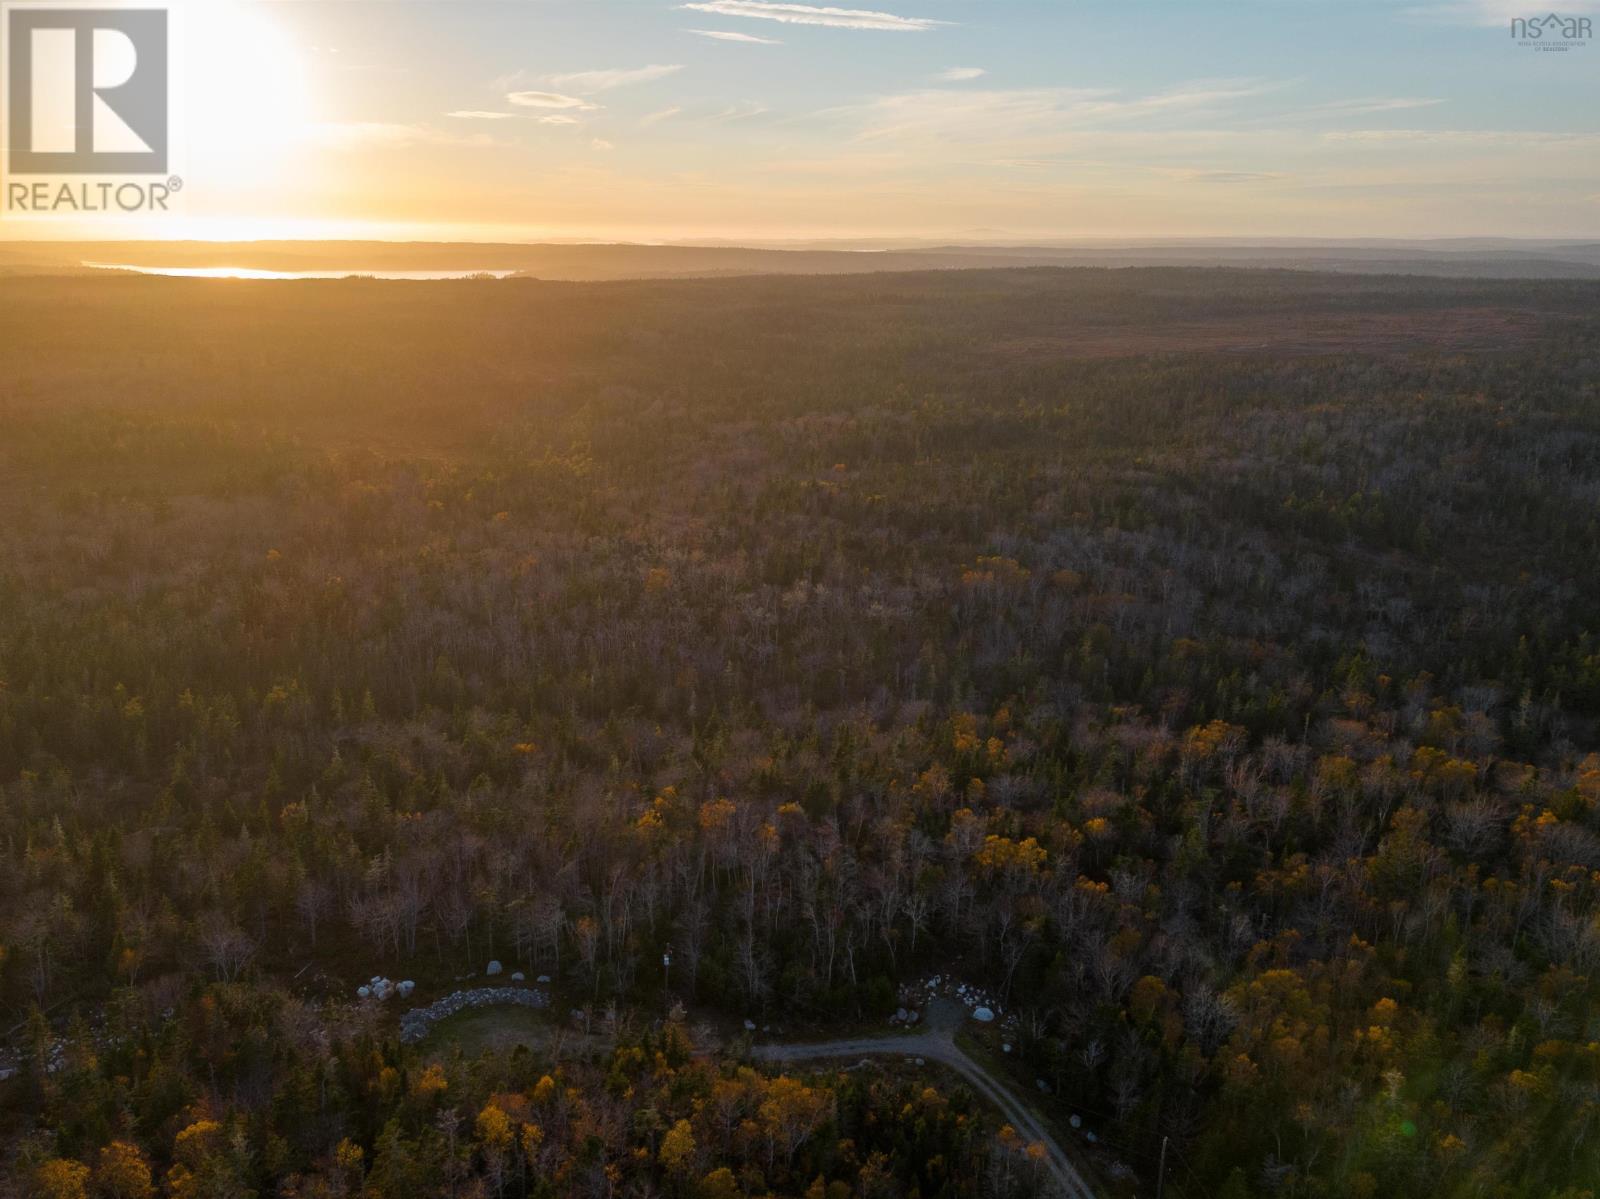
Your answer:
[183,0,314,187]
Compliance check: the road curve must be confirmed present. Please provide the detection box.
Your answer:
[751,1032,1097,1199]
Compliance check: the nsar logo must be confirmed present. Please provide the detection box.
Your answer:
[1510,11,1592,50]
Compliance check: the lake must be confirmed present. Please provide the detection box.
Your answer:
[83,263,521,281]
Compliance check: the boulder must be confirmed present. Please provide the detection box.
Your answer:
[511,972,525,982]
[486,960,503,977]
[743,1019,757,1032]
[397,980,415,998]
[536,975,552,984]
[357,986,371,999]
[972,1006,995,1023]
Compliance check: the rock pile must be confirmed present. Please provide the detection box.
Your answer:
[915,974,1011,1028]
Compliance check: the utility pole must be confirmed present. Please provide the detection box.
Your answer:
[1157,1135,1169,1199]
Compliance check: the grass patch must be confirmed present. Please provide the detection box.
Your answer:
[423,1005,551,1059]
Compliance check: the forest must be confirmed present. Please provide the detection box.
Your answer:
[0,266,1598,1198]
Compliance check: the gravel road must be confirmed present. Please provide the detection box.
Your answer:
[750,1001,1098,1199]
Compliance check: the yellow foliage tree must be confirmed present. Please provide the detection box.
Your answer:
[476,1102,515,1153]
[659,1118,697,1175]
[697,1167,742,1199]
[164,1119,226,1199]
[33,1159,90,1199]
[333,1138,364,1185]
[759,1076,834,1168]
[411,1063,448,1101]
[91,1142,154,1199]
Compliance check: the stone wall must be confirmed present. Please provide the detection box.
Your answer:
[399,986,549,1044]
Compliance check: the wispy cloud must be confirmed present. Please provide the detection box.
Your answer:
[688,28,783,43]
[447,110,517,121]
[312,123,500,150]
[1404,0,1599,24]
[1172,169,1286,185]
[935,67,985,82]
[1322,128,1600,145]
[678,2,947,32]
[832,80,1282,146]
[709,101,771,122]
[641,105,684,127]
[506,91,597,111]
[1231,95,1447,128]
[545,64,686,93]
[1304,97,1445,116]
[1075,79,1284,120]
[592,138,616,151]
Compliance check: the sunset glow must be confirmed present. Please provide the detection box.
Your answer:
[7,0,1597,243]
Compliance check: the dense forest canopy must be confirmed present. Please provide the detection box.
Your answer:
[1,267,1598,1198]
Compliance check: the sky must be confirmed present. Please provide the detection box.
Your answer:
[8,0,1600,242]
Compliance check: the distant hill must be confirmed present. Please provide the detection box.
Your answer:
[2,237,1599,280]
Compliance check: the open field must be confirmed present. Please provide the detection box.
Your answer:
[424,1006,554,1059]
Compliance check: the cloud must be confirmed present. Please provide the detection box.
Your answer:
[1229,95,1447,129]
[1077,79,1283,119]
[1403,0,1599,24]
[678,2,947,32]
[507,91,597,111]
[544,64,685,93]
[830,80,1281,146]
[709,101,771,122]
[448,110,517,120]
[1322,128,1600,145]
[638,101,766,126]
[935,67,985,82]
[312,123,500,149]
[1303,97,1444,117]
[1181,170,1285,184]
[314,122,428,148]
[591,138,616,151]
[688,28,784,43]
